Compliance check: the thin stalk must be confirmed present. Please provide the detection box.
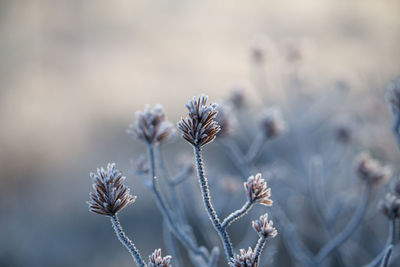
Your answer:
[193,145,234,262]
[253,236,267,266]
[315,182,371,264]
[221,201,253,229]
[380,245,393,267]
[162,220,182,267]
[146,145,209,263]
[245,133,266,163]
[110,215,146,267]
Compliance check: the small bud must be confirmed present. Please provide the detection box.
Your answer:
[127,105,175,145]
[244,173,273,206]
[148,249,172,267]
[229,247,255,267]
[252,213,278,238]
[380,193,400,219]
[177,94,220,147]
[258,107,286,139]
[88,163,136,216]
[355,152,391,184]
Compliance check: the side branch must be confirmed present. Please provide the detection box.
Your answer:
[222,201,253,229]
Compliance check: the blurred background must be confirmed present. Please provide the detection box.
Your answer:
[1,0,400,266]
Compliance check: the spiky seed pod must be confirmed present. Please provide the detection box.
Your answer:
[229,88,245,109]
[229,247,256,267]
[127,105,174,145]
[258,107,286,139]
[385,77,400,114]
[148,249,172,267]
[244,173,273,206]
[380,193,400,219]
[355,152,391,184]
[252,213,278,238]
[177,94,220,147]
[215,104,236,137]
[88,163,136,216]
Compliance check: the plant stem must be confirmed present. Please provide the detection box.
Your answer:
[193,145,234,262]
[110,214,146,267]
[146,145,209,264]
[253,236,267,266]
[245,133,266,163]
[221,201,253,229]
[315,182,371,264]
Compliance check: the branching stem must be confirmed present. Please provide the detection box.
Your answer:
[221,201,253,229]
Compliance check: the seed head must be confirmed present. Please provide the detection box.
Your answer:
[148,249,172,267]
[244,173,273,206]
[355,152,391,184]
[380,193,400,219]
[258,107,286,139]
[229,247,256,267]
[127,105,174,145]
[177,94,220,147]
[88,163,136,216]
[385,77,400,114]
[252,213,278,238]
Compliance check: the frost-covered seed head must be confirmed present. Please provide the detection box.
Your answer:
[252,213,278,238]
[380,193,400,219]
[88,163,136,216]
[177,94,220,147]
[355,152,391,184]
[244,173,273,206]
[229,247,256,267]
[127,105,174,145]
[148,249,172,267]
[258,107,286,139]
[385,77,400,114]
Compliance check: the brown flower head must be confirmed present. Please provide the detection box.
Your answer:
[380,193,400,219]
[252,213,278,238]
[177,94,220,147]
[229,247,256,267]
[88,163,136,216]
[258,107,286,139]
[244,173,273,206]
[355,152,391,184]
[148,249,172,267]
[215,104,236,137]
[127,105,174,145]
[385,77,400,114]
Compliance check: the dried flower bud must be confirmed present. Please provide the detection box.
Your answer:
[244,173,273,206]
[355,152,391,184]
[380,193,400,219]
[252,213,278,238]
[177,94,220,147]
[127,105,174,145]
[229,88,245,109]
[215,104,236,137]
[88,163,136,216]
[229,247,256,267]
[335,124,351,143]
[258,107,286,139]
[148,249,172,267]
[385,77,400,114]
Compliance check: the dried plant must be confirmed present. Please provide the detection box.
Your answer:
[244,173,273,206]
[229,247,256,267]
[148,249,172,267]
[88,163,136,216]
[127,105,174,145]
[177,94,220,147]
[258,107,286,139]
[355,152,391,184]
[380,193,400,220]
[252,213,277,238]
